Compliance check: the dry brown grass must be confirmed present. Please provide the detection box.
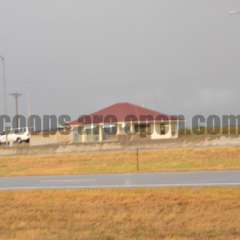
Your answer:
[0,188,240,240]
[1,146,240,176]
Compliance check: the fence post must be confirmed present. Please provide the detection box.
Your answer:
[136,147,140,172]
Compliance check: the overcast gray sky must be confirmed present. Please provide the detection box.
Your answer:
[0,0,240,121]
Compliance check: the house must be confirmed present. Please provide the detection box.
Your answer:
[70,102,180,143]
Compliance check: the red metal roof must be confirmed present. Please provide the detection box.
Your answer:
[70,102,178,125]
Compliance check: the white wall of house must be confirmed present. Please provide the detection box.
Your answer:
[71,120,179,143]
[151,121,178,140]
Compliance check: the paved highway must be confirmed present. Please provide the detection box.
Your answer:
[1,171,240,190]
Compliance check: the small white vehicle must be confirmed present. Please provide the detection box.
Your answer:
[0,127,31,145]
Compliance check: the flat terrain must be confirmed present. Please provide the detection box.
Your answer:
[1,188,240,240]
[1,146,240,176]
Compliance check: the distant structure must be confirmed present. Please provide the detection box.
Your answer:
[69,102,181,143]
[10,92,22,129]
[229,10,240,15]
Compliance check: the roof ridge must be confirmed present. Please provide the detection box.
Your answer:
[69,102,178,125]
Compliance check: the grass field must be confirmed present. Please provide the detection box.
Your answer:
[1,146,240,176]
[0,188,240,240]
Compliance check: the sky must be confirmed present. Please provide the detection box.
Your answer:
[0,0,240,122]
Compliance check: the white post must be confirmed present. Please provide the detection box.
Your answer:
[130,121,134,134]
[81,134,86,143]
[117,123,121,135]
[173,121,179,138]
[81,127,86,143]
[153,120,157,135]
[99,125,103,142]
[168,122,172,137]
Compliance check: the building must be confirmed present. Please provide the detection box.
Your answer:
[70,102,180,143]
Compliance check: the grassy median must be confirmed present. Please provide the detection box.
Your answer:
[0,188,240,240]
[1,146,240,176]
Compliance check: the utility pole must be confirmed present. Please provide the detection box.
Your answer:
[27,93,32,131]
[10,92,22,129]
[136,147,140,172]
[0,56,7,115]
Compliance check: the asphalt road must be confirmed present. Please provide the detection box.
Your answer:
[1,171,240,190]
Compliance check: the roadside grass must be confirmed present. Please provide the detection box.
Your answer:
[1,146,240,176]
[0,188,240,240]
